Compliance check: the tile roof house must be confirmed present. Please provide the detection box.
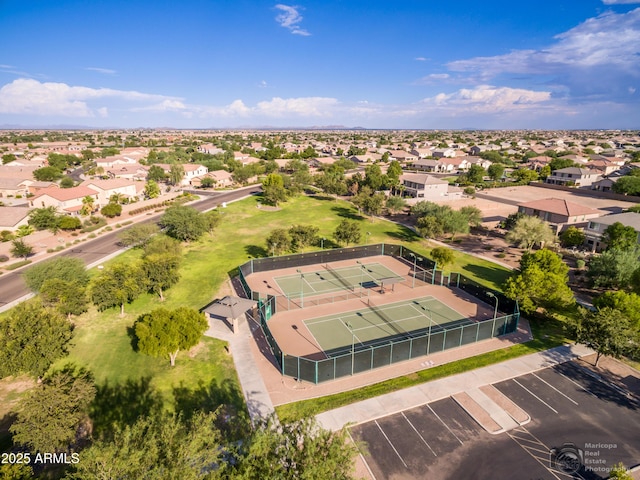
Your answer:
[545,167,601,188]
[190,170,233,188]
[517,198,602,233]
[585,212,640,252]
[0,206,30,231]
[410,159,449,173]
[81,179,141,204]
[31,186,100,213]
[106,163,150,181]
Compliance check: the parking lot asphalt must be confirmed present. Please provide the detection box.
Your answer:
[350,360,640,480]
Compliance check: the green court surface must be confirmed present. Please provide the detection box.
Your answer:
[274,262,403,298]
[304,297,472,356]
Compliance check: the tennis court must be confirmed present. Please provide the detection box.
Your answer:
[304,296,472,356]
[274,262,404,299]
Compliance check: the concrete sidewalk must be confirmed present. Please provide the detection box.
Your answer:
[316,343,593,431]
[205,313,275,424]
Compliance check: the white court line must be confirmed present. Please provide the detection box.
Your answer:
[426,404,463,445]
[301,275,317,293]
[532,372,579,406]
[513,379,559,414]
[401,412,437,457]
[375,420,408,468]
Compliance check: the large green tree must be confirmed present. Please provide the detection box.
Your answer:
[90,262,146,316]
[569,307,638,366]
[333,219,362,246]
[289,224,319,252]
[559,226,586,248]
[160,205,208,242]
[0,302,73,379]
[234,417,358,480]
[28,206,59,231]
[431,247,455,273]
[66,412,222,480]
[40,278,89,318]
[266,228,292,255]
[142,253,181,301]
[24,257,89,293]
[118,223,160,248]
[261,173,288,206]
[10,367,95,453]
[505,215,555,250]
[593,290,640,329]
[602,222,638,251]
[587,246,640,290]
[134,307,207,366]
[169,163,185,186]
[10,238,33,259]
[503,249,574,314]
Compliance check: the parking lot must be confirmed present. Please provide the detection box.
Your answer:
[350,360,640,480]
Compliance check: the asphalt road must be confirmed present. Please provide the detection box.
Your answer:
[0,185,261,309]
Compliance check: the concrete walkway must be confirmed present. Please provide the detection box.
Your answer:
[316,343,593,431]
[204,313,275,424]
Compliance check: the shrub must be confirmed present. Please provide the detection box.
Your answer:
[576,259,586,269]
[0,230,15,242]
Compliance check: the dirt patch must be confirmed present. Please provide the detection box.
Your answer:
[0,376,36,417]
[187,341,207,358]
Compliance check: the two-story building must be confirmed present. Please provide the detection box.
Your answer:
[517,198,602,233]
[584,212,640,252]
[400,173,449,199]
[545,167,601,188]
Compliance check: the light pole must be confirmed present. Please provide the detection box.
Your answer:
[356,260,365,294]
[487,292,498,319]
[409,253,422,288]
[297,269,304,308]
[271,242,278,257]
[346,320,355,375]
[321,237,325,249]
[366,232,371,244]
[424,306,433,355]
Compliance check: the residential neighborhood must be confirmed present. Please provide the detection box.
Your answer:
[1,127,640,480]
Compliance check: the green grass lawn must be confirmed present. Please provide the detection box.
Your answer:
[2,193,523,425]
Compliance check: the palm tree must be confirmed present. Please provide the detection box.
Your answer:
[81,195,96,216]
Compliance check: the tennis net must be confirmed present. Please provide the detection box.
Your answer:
[324,264,355,292]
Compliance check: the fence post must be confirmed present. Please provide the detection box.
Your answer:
[456,273,460,288]
[250,258,254,274]
[315,360,319,384]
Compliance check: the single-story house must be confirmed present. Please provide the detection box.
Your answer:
[0,206,30,231]
[31,185,100,213]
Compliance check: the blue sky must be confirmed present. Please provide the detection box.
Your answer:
[0,0,639,129]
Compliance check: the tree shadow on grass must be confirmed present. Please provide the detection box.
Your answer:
[385,228,420,243]
[173,378,249,439]
[90,377,163,440]
[245,245,267,259]
[330,205,364,221]
[461,263,511,288]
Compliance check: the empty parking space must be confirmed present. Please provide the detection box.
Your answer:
[350,361,640,480]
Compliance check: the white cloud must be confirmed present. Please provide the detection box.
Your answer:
[602,0,640,4]
[258,80,269,88]
[256,96,337,116]
[422,85,552,113]
[97,107,109,117]
[274,4,311,36]
[0,78,182,117]
[85,67,117,75]
[449,9,640,73]
[415,57,428,62]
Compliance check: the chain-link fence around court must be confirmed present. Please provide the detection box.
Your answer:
[238,243,520,384]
